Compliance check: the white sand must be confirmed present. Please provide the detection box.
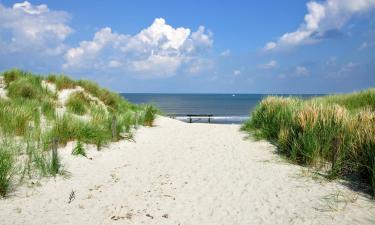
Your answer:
[1,116,374,225]
[0,76,8,99]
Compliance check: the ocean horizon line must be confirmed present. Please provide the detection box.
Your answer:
[120,92,328,95]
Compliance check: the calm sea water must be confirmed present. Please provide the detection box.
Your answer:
[121,93,321,124]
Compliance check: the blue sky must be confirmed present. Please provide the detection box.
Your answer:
[0,0,375,93]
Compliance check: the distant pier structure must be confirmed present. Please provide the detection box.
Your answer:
[168,114,214,123]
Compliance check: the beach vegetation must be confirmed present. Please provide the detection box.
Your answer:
[242,89,375,194]
[72,140,86,157]
[142,105,158,126]
[65,91,91,115]
[0,139,17,197]
[47,75,76,90]
[0,69,158,196]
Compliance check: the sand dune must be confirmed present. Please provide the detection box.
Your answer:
[1,116,374,225]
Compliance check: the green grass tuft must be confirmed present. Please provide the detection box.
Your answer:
[142,105,158,127]
[72,140,86,157]
[50,145,60,176]
[41,99,56,120]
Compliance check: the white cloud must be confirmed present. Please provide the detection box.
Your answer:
[264,42,277,51]
[220,49,231,56]
[233,69,241,76]
[328,61,360,78]
[13,1,48,15]
[131,54,183,76]
[259,60,278,69]
[0,1,72,55]
[264,0,375,50]
[185,58,214,74]
[295,66,309,76]
[64,18,213,78]
[63,27,128,70]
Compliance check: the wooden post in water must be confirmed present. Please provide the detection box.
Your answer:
[112,115,117,141]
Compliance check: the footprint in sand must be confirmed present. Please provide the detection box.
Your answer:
[110,173,120,183]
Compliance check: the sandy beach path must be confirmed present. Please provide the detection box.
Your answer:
[1,116,374,225]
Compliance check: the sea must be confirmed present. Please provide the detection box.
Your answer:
[121,93,322,124]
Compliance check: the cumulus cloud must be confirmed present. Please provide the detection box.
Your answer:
[13,1,48,15]
[295,66,309,76]
[259,60,278,69]
[264,0,375,50]
[63,27,128,70]
[64,18,213,78]
[0,1,72,55]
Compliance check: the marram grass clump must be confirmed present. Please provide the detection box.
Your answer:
[65,91,91,115]
[0,139,17,197]
[0,69,158,196]
[242,89,375,194]
[72,140,86,157]
[142,105,158,127]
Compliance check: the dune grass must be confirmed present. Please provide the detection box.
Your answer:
[46,74,76,91]
[0,69,157,196]
[142,105,158,126]
[0,139,17,197]
[242,89,375,194]
[0,100,40,136]
[65,92,91,115]
[72,140,86,157]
